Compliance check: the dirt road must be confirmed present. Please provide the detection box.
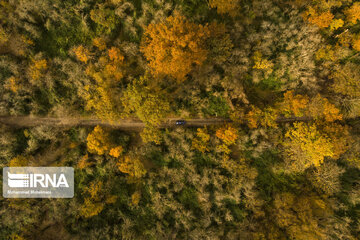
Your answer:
[0,116,232,130]
[0,115,316,130]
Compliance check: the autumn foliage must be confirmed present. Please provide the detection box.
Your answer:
[28,58,47,83]
[141,15,210,81]
[86,126,112,155]
[208,0,240,17]
[81,46,125,121]
[283,122,334,172]
[345,2,360,25]
[192,128,210,153]
[117,155,147,179]
[216,125,238,146]
[73,45,91,63]
[304,8,334,28]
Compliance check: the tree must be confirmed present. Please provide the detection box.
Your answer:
[282,122,334,172]
[271,192,330,240]
[216,125,238,146]
[353,34,360,51]
[279,90,309,117]
[86,126,112,155]
[73,45,91,63]
[308,161,345,195]
[80,181,105,218]
[141,14,210,81]
[131,191,141,206]
[109,146,124,158]
[81,46,125,121]
[140,125,163,145]
[192,128,210,153]
[321,122,352,159]
[277,91,342,122]
[252,51,273,72]
[0,26,8,45]
[9,156,28,167]
[4,76,20,93]
[208,0,240,17]
[206,23,233,64]
[28,58,47,83]
[245,106,278,129]
[331,62,360,98]
[304,7,334,28]
[77,154,92,169]
[118,155,147,179]
[90,3,118,34]
[92,37,107,50]
[345,2,360,25]
[121,76,170,126]
[308,94,342,122]
[79,180,117,218]
[83,84,121,121]
[245,106,262,129]
[215,124,238,161]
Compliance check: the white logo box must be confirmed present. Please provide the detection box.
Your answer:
[3,167,74,198]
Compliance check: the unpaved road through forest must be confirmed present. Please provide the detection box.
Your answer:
[0,116,233,130]
[0,115,316,131]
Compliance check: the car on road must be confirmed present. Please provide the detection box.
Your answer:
[175,120,186,125]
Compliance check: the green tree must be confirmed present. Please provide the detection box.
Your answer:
[121,76,170,126]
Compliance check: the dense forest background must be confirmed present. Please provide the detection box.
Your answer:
[1,0,360,239]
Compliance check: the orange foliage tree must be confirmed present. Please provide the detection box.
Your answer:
[216,125,238,146]
[208,0,240,17]
[345,2,360,25]
[215,124,238,160]
[4,76,20,93]
[308,94,342,122]
[141,14,210,81]
[73,45,91,63]
[109,146,124,158]
[279,91,309,117]
[304,7,334,28]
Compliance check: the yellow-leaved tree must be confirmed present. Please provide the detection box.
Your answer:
[86,126,112,155]
[79,181,117,218]
[245,105,278,129]
[208,0,240,17]
[28,58,47,84]
[271,192,331,240]
[81,46,125,121]
[282,122,334,172]
[118,155,147,180]
[192,128,211,153]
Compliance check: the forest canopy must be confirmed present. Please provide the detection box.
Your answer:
[0,0,360,239]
